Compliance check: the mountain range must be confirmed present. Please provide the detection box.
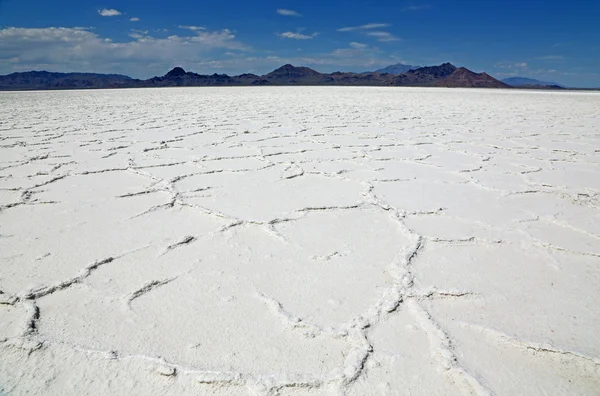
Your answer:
[0,71,133,90]
[500,77,564,89]
[0,63,534,91]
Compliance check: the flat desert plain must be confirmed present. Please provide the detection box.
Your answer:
[0,87,599,396]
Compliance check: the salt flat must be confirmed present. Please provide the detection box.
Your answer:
[0,87,599,396]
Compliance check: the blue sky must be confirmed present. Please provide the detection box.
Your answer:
[0,0,599,87]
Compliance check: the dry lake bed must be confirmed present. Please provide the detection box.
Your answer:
[0,87,599,395]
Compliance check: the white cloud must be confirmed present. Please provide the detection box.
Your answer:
[0,27,248,77]
[129,29,149,39]
[277,9,302,17]
[402,5,432,11]
[350,42,368,49]
[130,17,140,22]
[495,61,528,69]
[337,24,399,42]
[365,31,400,42]
[98,9,122,17]
[178,25,205,31]
[535,55,564,61]
[278,32,317,40]
[337,23,389,32]
[327,41,397,71]
[331,48,365,57]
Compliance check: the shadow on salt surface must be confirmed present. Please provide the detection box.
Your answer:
[0,305,24,341]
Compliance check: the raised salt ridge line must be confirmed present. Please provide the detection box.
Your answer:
[0,87,599,395]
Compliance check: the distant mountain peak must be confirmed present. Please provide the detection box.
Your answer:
[265,64,321,80]
[412,63,457,76]
[270,64,302,73]
[165,67,187,78]
[438,68,510,88]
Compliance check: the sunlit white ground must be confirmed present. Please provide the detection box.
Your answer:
[0,87,599,396]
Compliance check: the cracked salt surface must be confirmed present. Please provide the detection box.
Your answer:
[0,87,599,395]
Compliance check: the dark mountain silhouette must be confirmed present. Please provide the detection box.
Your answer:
[391,63,458,86]
[265,64,322,79]
[164,67,187,78]
[263,64,333,85]
[0,71,132,90]
[501,77,564,89]
[138,69,237,87]
[0,63,512,90]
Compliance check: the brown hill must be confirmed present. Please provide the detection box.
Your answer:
[437,67,510,88]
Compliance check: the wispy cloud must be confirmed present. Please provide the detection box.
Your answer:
[129,29,149,39]
[535,55,564,61]
[331,42,380,58]
[365,31,401,42]
[98,9,121,17]
[278,32,318,40]
[337,23,399,42]
[178,25,205,31]
[277,9,302,17]
[337,23,389,32]
[495,61,527,69]
[129,17,140,22]
[402,4,432,11]
[350,42,368,49]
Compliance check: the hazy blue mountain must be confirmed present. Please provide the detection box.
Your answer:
[371,63,420,75]
[502,77,564,87]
